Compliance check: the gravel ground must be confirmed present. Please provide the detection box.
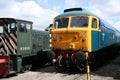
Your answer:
[1,66,114,80]
[1,55,120,80]
[92,54,120,79]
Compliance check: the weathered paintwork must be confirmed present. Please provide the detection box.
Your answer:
[0,18,52,76]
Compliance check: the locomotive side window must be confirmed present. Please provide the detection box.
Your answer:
[0,27,3,33]
[54,18,69,28]
[26,23,31,32]
[92,18,97,28]
[11,23,16,28]
[0,22,3,33]
[11,23,17,33]
[71,16,88,27]
[99,20,104,27]
[8,24,10,33]
[8,23,17,33]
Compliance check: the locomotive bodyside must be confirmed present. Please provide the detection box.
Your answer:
[51,8,120,71]
[32,30,50,53]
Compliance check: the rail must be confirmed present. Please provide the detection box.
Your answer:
[0,36,9,55]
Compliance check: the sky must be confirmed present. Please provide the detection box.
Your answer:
[0,0,120,30]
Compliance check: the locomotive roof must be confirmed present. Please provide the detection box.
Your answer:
[55,8,97,18]
[101,19,118,32]
[0,18,33,24]
[55,8,119,32]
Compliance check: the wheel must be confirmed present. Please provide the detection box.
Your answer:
[27,65,32,70]
[55,56,66,72]
[75,51,86,65]
[21,67,26,73]
[75,51,86,71]
[46,51,55,63]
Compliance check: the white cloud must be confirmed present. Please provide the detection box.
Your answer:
[113,21,120,31]
[89,0,120,17]
[53,6,61,11]
[37,0,48,6]
[0,0,58,30]
[65,0,85,8]
[1,0,120,30]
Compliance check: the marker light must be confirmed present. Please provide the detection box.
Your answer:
[52,59,57,64]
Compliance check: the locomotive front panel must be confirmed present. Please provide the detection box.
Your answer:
[52,29,90,52]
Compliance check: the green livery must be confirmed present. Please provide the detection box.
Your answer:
[0,18,55,76]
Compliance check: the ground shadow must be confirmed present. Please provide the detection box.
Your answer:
[91,53,120,79]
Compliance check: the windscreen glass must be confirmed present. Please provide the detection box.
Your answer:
[54,18,69,28]
[71,16,88,27]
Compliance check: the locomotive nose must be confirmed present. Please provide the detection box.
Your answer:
[52,30,88,51]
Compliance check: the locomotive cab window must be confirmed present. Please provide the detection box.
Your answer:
[92,18,97,28]
[19,23,26,32]
[0,22,4,33]
[54,18,69,28]
[9,23,17,33]
[26,23,31,32]
[18,23,31,32]
[0,26,3,33]
[71,16,88,27]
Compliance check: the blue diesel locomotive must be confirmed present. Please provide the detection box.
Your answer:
[51,8,120,71]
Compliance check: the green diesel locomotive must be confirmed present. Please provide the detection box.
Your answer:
[0,18,55,76]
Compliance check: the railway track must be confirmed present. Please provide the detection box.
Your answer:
[1,54,120,80]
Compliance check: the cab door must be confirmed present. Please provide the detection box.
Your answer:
[17,22,32,56]
[91,16,100,51]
